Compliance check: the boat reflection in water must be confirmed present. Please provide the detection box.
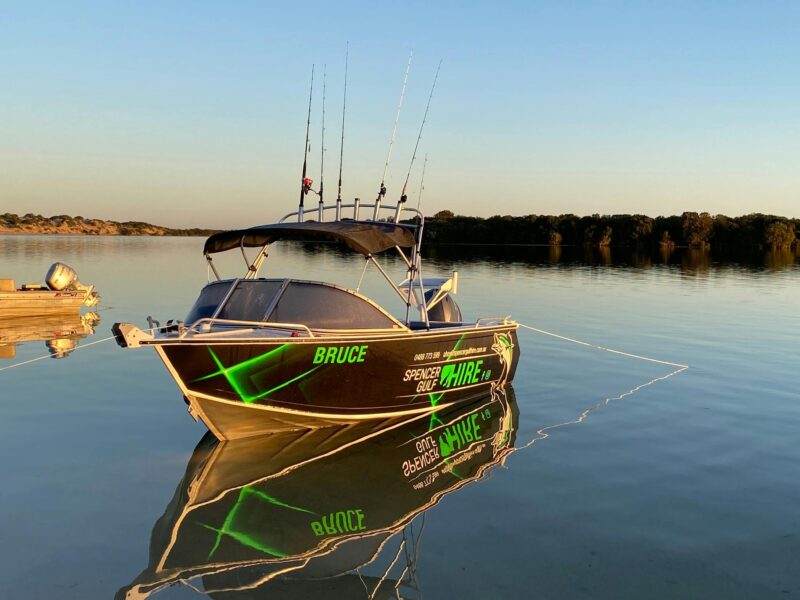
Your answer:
[118,386,518,599]
[0,312,100,360]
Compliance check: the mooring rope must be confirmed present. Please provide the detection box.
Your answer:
[515,363,688,453]
[517,322,689,369]
[512,320,689,452]
[0,334,117,373]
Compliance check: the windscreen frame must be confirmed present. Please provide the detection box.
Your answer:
[210,278,288,323]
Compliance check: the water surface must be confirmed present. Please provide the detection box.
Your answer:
[0,236,797,599]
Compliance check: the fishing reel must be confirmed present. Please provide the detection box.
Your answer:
[303,177,323,197]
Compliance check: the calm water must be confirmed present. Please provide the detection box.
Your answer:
[0,236,798,599]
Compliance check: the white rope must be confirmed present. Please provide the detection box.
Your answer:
[370,536,407,599]
[511,320,689,451]
[0,334,117,373]
[515,362,687,454]
[517,323,688,369]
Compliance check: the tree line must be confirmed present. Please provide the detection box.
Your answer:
[421,212,799,250]
[4,210,797,250]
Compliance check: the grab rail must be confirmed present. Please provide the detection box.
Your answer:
[184,318,315,338]
[474,316,515,328]
[280,202,424,228]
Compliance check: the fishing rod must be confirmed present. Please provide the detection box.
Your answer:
[396,59,441,223]
[401,60,441,326]
[298,64,315,223]
[374,51,413,221]
[318,65,326,221]
[336,42,349,221]
[416,153,428,210]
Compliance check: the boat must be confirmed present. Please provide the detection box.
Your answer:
[113,199,521,440]
[116,387,518,599]
[0,311,100,360]
[113,59,518,439]
[0,262,99,316]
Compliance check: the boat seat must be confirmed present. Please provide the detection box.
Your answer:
[0,279,14,292]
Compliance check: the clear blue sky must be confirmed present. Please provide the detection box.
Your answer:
[2,1,798,228]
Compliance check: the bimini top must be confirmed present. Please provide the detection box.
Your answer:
[203,220,417,257]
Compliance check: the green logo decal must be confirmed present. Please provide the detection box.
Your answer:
[198,486,315,559]
[490,332,514,388]
[195,346,321,404]
[310,509,366,537]
[312,345,368,365]
[439,359,488,389]
[439,413,482,457]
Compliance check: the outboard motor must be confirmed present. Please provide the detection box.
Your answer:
[400,271,462,324]
[45,262,90,291]
[425,290,463,323]
[45,262,100,307]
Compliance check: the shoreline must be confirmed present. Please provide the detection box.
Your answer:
[0,230,209,237]
[3,210,798,250]
[1,212,217,237]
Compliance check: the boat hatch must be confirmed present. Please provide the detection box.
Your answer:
[185,279,402,330]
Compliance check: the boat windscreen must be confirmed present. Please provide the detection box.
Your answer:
[185,281,232,324]
[216,280,284,322]
[268,282,398,330]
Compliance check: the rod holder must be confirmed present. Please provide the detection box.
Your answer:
[353,197,360,220]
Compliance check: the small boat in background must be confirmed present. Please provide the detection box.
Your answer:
[0,262,100,316]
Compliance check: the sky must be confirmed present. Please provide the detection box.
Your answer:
[1,1,799,228]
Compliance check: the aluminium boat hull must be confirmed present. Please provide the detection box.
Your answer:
[151,324,520,440]
[0,289,93,316]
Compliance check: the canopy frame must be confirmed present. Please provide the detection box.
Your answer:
[202,200,430,326]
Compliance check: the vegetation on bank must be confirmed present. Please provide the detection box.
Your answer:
[3,210,797,251]
[422,211,799,250]
[0,213,217,237]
